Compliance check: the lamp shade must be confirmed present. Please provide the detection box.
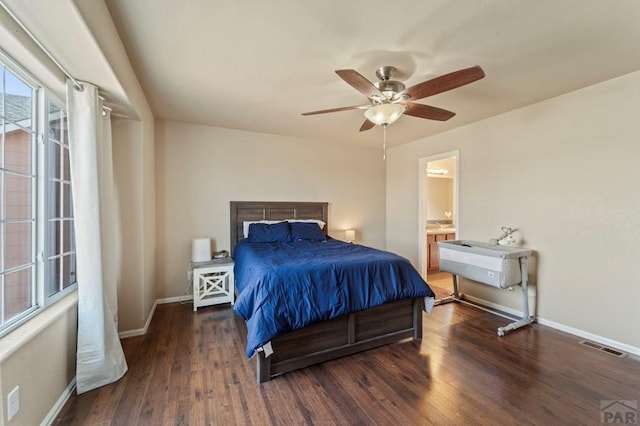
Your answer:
[344,229,356,243]
[364,103,405,126]
[191,238,212,262]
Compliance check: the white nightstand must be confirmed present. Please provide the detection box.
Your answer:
[191,257,234,311]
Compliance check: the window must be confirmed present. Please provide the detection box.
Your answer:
[46,102,76,298]
[0,55,76,334]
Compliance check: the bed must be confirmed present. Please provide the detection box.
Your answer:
[230,201,435,383]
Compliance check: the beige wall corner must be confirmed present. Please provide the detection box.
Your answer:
[154,120,386,300]
[387,71,640,349]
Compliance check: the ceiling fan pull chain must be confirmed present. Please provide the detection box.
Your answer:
[383,124,387,160]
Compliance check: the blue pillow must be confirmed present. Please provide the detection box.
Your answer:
[289,222,327,241]
[248,221,291,243]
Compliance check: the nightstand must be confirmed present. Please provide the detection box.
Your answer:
[191,257,234,311]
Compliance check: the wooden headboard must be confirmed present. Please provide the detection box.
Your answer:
[230,201,329,252]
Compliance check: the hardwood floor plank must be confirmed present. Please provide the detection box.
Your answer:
[53,301,640,425]
[292,368,346,424]
[171,398,191,426]
[137,331,176,423]
[333,354,433,425]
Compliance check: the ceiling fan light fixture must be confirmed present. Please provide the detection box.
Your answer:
[364,103,406,126]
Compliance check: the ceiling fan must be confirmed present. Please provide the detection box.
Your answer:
[302,65,485,131]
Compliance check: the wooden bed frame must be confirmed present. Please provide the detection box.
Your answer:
[230,201,424,383]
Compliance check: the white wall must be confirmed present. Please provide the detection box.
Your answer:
[155,120,386,299]
[387,71,640,349]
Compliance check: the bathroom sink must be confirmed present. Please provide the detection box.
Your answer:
[427,227,456,233]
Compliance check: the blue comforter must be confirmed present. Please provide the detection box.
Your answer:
[233,238,435,357]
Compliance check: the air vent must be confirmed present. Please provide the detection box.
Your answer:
[579,340,627,358]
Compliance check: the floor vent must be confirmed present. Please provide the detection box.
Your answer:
[579,340,627,358]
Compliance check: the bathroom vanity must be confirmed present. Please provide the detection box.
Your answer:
[427,229,456,271]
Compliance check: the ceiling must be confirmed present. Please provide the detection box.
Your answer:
[104,0,640,148]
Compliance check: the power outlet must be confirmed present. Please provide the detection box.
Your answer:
[7,385,19,421]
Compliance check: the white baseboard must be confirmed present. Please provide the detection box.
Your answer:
[118,295,193,339]
[118,300,158,339]
[157,295,192,304]
[119,291,640,357]
[41,378,76,426]
[536,317,640,357]
[461,294,640,357]
[462,294,523,319]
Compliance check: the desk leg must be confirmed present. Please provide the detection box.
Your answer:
[434,273,462,306]
[497,256,534,336]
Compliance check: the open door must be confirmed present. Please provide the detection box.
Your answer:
[418,152,459,300]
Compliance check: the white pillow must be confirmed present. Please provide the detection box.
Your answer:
[242,219,326,238]
[243,220,285,238]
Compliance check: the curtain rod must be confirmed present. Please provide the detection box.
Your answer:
[0,0,84,91]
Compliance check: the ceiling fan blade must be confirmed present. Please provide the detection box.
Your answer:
[335,69,382,98]
[403,103,456,121]
[403,65,485,101]
[301,105,369,116]
[359,119,375,132]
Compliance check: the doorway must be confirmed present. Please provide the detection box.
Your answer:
[418,152,458,300]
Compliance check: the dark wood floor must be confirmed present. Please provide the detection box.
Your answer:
[54,298,640,425]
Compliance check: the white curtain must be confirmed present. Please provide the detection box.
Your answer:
[67,80,127,394]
